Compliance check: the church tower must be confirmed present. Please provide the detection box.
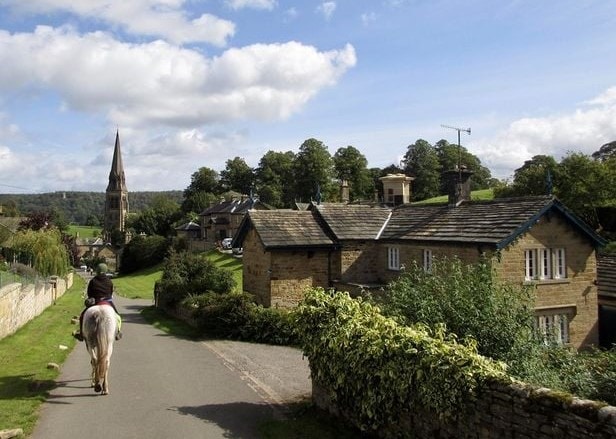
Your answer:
[103,130,129,242]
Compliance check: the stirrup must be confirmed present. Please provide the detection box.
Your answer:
[115,331,123,341]
[73,331,84,342]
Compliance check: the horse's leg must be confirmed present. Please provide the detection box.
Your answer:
[101,358,110,395]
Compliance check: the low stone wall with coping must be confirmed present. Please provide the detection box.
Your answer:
[313,377,616,438]
[0,272,73,339]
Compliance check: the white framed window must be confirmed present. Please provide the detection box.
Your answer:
[554,248,566,279]
[535,312,570,345]
[388,246,400,271]
[524,248,566,281]
[422,249,433,272]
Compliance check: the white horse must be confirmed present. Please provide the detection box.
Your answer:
[82,304,117,395]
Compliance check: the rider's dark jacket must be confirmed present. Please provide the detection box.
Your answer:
[87,274,114,301]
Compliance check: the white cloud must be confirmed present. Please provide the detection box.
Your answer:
[1,0,235,45]
[473,87,616,179]
[225,0,277,10]
[361,12,377,26]
[283,7,298,22]
[0,26,357,128]
[317,2,336,21]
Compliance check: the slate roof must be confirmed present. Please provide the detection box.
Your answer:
[238,210,335,249]
[200,198,268,216]
[311,203,392,240]
[381,195,606,249]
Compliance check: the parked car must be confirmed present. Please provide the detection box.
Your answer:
[222,237,233,249]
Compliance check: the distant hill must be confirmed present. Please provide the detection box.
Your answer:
[0,191,183,225]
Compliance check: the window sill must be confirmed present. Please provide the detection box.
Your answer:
[524,278,570,286]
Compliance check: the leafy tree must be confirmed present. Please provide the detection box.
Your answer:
[402,139,440,201]
[556,152,613,229]
[255,150,296,208]
[435,139,492,191]
[333,145,374,201]
[293,138,335,203]
[130,194,182,237]
[182,167,219,214]
[376,256,535,362]
[120,234,169,274]
[11,228,70,276]
[219,157,255,195]
[494,155,559,198]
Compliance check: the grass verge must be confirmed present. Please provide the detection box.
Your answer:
[203,249,243,291]
[112,264,163,300]
[0,276,85,436]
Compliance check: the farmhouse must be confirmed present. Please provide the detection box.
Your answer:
[233,172,606,349]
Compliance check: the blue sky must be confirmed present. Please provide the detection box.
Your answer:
[0,0,615,194]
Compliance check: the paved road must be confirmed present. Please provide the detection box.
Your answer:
[31,296,311,439]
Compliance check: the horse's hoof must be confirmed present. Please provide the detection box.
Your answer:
[94,384,102,393]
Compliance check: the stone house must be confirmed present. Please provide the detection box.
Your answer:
[199,196,270,249]
[233,172,606,349]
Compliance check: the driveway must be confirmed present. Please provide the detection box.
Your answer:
[31,296,311,439]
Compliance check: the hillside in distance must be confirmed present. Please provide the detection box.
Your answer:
[0,190,183,225]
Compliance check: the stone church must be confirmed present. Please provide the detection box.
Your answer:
[103,130,129,243]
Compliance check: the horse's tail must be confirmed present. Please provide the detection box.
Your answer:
[94,308,115,380]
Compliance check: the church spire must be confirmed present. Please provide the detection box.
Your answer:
[104,130,129,239]
[106,130,126,192]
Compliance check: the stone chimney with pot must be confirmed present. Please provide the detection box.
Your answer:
[379,173,414,206]
[443,168,474,207]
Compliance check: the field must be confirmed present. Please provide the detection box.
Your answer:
[66,225,101,238]
[413,188,494,205]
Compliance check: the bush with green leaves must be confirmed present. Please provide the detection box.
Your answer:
[295,288,508,433]
[377,256,536,363]
[181,291,297,345]
[156,250,236,308]
[9,228,70,277]
[120,234,169,274]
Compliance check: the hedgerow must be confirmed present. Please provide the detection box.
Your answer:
[295,288,508,433]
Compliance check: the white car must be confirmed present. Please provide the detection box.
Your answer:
[221,237,233,249]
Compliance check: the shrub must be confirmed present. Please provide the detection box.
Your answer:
[296,288,507,432]
[181,291,298,345]
[377,256,536,363]
[156,250,236,309]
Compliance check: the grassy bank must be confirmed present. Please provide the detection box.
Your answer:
[0,276,85,436]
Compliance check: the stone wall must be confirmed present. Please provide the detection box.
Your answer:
[0,272,74,339]
[313,378,616,439]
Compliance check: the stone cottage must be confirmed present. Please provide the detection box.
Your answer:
[233,172,606,349]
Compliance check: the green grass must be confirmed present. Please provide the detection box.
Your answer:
[413,188,495,205]
[0,276,85,436]
[66,225,101,238]
[112,264,163,300]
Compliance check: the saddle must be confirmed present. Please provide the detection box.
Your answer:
[84,297,114,308]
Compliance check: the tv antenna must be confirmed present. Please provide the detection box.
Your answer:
[441,124,471,173]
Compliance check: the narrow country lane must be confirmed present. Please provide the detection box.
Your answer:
[31,296,311,439]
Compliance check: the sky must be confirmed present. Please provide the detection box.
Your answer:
[0,0,616,194]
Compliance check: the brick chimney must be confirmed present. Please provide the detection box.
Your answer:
[443,168,473,207]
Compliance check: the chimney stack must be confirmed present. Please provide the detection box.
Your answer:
[340,180,350,203]
[443,168,473,207]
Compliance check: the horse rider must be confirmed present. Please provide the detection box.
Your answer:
[73,263,123,341]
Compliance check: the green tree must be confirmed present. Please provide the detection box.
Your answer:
[255,150,296,208]
[333,145,374,201]
[402,139,440,201]
[435,139,492,191]
[556,152,613,229]
[182,167,219,214]
[219,157,255,195]
[293,138,335,203]
[131,195,182,237]
[376,256,535,363]
[494,155,558,198]
[120,234,169,274]
[11,228,70,276]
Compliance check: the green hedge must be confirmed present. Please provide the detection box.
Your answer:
[295,288,508,432]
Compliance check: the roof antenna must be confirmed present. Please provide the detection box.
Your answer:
[545,169,553,196]
[441,124,471,176]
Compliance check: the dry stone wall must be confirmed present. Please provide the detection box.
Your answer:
[0,273,73,339]
[313,378,616,439]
